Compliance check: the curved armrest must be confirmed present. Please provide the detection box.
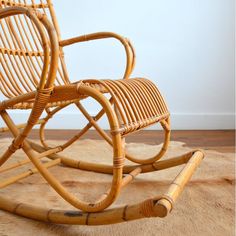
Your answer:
[59,32,135,79]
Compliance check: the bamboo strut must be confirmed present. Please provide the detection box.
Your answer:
[0,141,61,174]
[36,146,62,158]
[75,101,113,145]
[0,156,39,173]
[95,167,142,203]
[0,118,45,132]
[121,167,142,187]
[0,158,60,188]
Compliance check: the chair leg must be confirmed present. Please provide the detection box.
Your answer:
[124,118,171,164]
[0,87,125,213]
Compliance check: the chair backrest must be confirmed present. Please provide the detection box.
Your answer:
[0,0,69,98]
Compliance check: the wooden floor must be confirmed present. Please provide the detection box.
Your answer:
[0,130,235,153]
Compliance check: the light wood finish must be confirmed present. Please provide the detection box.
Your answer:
[0,1,204,225]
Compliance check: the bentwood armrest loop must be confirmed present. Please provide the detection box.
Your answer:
[59,32,135,79]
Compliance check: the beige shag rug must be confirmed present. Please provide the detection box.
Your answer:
[0,138,235,236]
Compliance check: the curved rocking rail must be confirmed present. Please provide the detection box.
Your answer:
[0,150,204,225]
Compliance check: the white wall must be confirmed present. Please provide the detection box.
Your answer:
[1,0,235,129]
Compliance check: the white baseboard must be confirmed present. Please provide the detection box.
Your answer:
[171,113,235,130]
[0,111,235,130]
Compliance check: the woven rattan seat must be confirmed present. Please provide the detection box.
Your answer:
[0,1,204,225]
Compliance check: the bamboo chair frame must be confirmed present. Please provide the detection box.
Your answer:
[0,1,204,225]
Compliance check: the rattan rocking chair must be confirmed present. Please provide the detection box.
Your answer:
[0,0,204,225]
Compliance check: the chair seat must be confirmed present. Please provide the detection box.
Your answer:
[83,78,170,135]
[6,78,169,135]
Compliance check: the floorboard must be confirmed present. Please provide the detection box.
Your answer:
[0,130,234,153]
